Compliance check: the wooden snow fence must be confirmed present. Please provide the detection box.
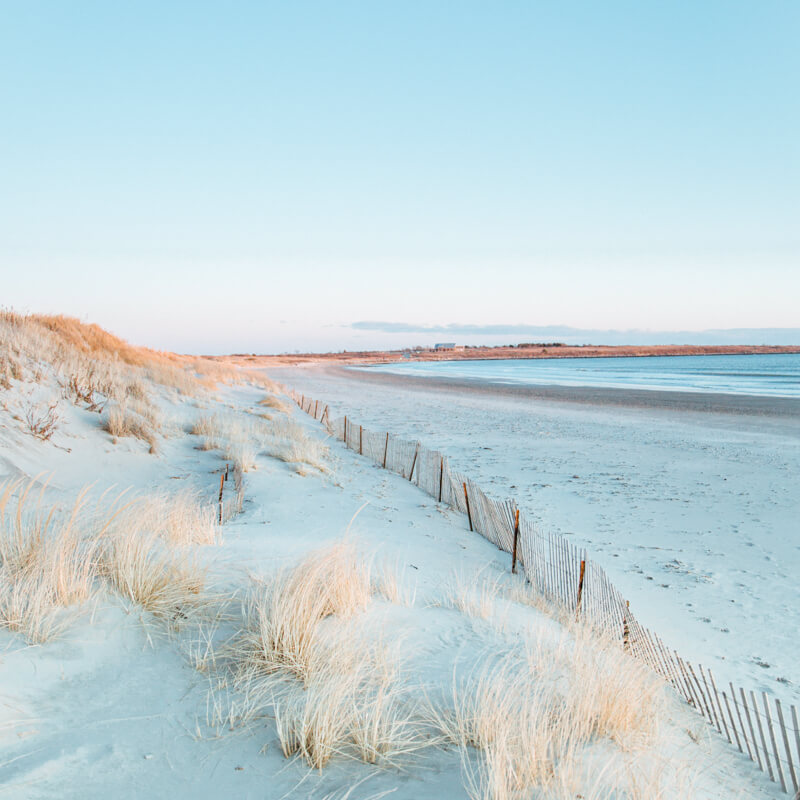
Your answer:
[291,389,800,797]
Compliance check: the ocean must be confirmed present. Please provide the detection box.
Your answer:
[361,352,800,398]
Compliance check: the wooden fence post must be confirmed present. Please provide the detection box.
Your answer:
[511,508,520,574]
[408,444,419,482]
[576,558,586,614]
[463,482,473,531]
[383,433,389,469]
[314,399,319,419]
[344,416,348,446]
[438,457,444,503]
[359,425,363,455]
[623,600,630,651]
[218,472,225,525]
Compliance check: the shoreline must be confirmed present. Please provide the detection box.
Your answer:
[220,343,800,367]
[319,364,800,419]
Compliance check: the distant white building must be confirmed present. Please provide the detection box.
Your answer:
[434,342,456,350]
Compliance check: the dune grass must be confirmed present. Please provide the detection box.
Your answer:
[97,488,221,623]
[263,417,329,472]
[269,632,426,769]
[212,542,429,769]
[190,413,266,472]
[373,558,416,607]
[190,410,328,474]
[98,529,210,622]
[426,592,669,800]
[104,399,162,453]
[257,393,291,415]
[230,541,373,684]
[0,311,259,419]
[0,479,220,641]
[0,480,100,642]
[127,489,219,547]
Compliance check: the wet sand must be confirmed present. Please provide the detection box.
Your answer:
[319,364,800,421]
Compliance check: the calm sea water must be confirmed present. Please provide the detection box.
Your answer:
[361,353,800,398]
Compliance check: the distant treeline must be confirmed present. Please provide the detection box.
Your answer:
[512,342,567,348]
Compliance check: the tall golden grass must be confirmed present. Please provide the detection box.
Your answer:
[0,479,220,641]
[0,479,101,642]
[231,542,372,684]
[0,310,258,407]
[211,542,429,769]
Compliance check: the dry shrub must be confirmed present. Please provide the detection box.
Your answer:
[59,354,141,410]
[0,480,100,642]
[24,400,60,440]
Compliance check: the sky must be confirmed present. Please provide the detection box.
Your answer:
[1,1,798,353]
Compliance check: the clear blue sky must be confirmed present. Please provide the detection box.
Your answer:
[2,1,798,352]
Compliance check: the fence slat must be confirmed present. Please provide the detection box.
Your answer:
[723,691,743,754]
[742,688,764,772]
[732,683,753,761]
[764,692,787,792]
[775,699,798,793]
[708,669,730,742]
[752,690,774,781]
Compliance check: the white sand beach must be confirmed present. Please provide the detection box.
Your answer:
[0,316,786,799]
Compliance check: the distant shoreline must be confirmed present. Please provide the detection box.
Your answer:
[220,343,800,367]
[302,363,800,419]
